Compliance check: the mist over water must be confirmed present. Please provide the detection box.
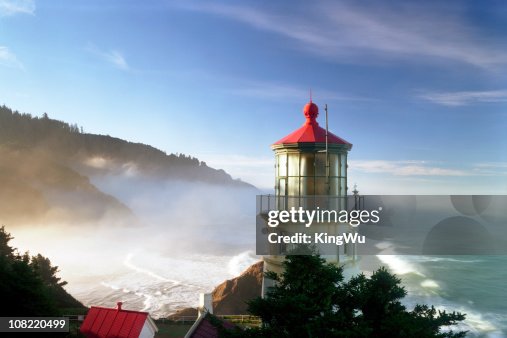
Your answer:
[7,169,507,335]
[10,169,260,317]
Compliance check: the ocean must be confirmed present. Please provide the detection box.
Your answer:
[11,224,507,337]
[9,175,506,336]
[64,251,507,337]
[377,255,507,337]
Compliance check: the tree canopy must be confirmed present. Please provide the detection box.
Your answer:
[0,104,248,186]
[0,226,84,316]
[219,255,466,338]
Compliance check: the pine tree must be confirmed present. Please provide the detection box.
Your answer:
[219,254,466,338]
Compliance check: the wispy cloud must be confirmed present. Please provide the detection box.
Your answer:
[0,0,35,16]
[86,44,129,71]
[472,162,507,176]
[179,1,507,69]
[475,162,507,169]
[196,156,506,189]
[102,50,128,70]
[195,153,273,189]
[0,46,24,69]
[350,160,468,177]
[200,154,273,168]
[418,89,507,106]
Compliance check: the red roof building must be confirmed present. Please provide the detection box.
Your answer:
[80,302,158,338]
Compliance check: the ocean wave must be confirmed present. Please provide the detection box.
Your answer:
[377,255,506,337]
[377,255,426,276]
[411,256,483,264]
[123,253,181,284]
[227,251,260,277]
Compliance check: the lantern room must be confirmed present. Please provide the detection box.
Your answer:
[271,100,352,204]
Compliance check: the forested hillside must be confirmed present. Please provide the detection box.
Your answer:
[0,105,249,184]
[0,105,253,225]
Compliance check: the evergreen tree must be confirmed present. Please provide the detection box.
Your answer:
[31,254,67,288]
[30,254,83,309]
[0,227,57,316]
[0,226,85,316]
[0,225,15,259]
[219,255,466,338]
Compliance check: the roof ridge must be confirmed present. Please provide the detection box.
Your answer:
[89,306,150,315]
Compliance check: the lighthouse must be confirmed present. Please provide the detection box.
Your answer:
[272,99,352,203]
[260,99,354,295]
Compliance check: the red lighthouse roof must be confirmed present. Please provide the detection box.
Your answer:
[273,100,352,148]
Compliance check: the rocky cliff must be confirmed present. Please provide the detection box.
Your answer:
[168,260,264,319]
[212,261,264,315]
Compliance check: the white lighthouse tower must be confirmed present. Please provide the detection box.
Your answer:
[261,99,354,295]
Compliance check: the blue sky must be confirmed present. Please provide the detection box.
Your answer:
[1,0,507,193]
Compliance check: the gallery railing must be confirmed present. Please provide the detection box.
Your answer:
[257,194,364,215]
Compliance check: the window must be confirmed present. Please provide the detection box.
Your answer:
[278,154,287,177]
[288,153,299,176]
[288,177,299,196]
[315,153,326,176]
[301,177,314,195]
[300,153,314,176]
[329,154,339,176]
